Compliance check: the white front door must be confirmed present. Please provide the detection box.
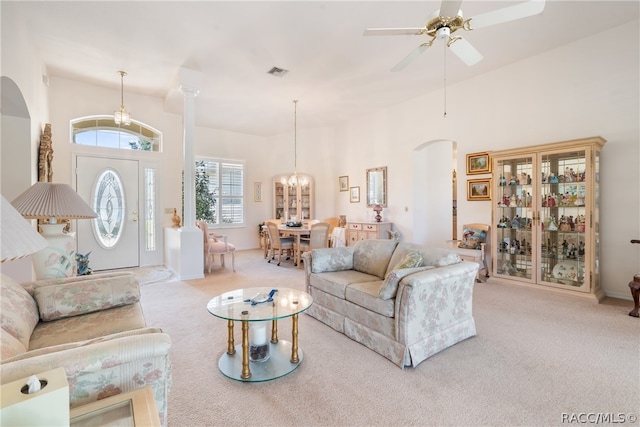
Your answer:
[76,156,139,271]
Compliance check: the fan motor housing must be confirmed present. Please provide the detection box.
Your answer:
[426,11,465,37]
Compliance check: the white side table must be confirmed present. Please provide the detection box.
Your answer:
[70,386,160,427]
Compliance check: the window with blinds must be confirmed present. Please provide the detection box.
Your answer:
[196,159,244,226]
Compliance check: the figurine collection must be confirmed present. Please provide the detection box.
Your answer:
[497,168,587,263]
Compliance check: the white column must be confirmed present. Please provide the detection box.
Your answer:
[163,69,204,280]
[180,84,199,231]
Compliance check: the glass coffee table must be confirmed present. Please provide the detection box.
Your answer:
[207,287,312,382]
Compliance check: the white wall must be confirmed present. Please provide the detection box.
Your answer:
[327,20,639,299]
[0,3,50,280]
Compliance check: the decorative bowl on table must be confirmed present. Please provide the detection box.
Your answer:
[285,221,303,228]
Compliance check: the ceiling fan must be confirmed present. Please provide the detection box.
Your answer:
[364,0,545,71]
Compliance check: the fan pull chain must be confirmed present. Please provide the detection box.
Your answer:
[443,41,447,118]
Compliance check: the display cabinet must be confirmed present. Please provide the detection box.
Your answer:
[491,136,605,301]
[273,174,313,222]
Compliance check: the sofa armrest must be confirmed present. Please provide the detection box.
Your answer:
[394,261,479,345]
[25,273,140,321]
[302,252,313,289]
[2,327,164,364]
[1,329,172,425]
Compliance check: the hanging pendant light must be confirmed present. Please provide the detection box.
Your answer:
[281,100,308,188]
[114,70,131,126]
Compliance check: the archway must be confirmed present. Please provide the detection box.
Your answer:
[1,76,35,281]
[412,139,456,247]
[1,76,32,199]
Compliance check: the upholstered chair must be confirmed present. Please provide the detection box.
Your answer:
[196,221,236,273]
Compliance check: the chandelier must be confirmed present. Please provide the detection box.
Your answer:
[114,71,131,126]
[281,100,308,188]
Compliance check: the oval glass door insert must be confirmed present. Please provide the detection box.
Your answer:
[92,169,125,248]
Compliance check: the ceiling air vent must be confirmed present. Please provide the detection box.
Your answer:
[267,67,289,77]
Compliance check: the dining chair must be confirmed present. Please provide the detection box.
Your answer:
[299,218,320,240]
[322,217,340,246]
[295,222,330,263]
[196,221,236,273]
[265,221,294,266]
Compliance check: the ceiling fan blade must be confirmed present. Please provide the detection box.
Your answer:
[363,28,425,36]
[439,0,463,18]
[469,0,545,30]
[391,44,430,72]
[448,37,483,66]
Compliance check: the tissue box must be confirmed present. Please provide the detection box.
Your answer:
[0,367,69,426]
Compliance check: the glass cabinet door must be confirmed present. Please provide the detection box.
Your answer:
[494,155,535,282]
[287,185,297,220]
[274,182,285,220]
[300,183,311,221]
[539,149,589,292]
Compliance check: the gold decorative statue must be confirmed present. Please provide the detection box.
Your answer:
[38,123,54,182]
[172,208,182,228]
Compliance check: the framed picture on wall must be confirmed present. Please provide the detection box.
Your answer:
[467,178,491,201]
[466,152,491,175]
[350,186,360,203]
[254,182,262,202]
[339,176,349,192]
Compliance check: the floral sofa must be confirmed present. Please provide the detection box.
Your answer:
[0,272,172,425]
[302,239,479,368]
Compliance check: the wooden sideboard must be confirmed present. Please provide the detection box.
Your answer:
[346,221,392,246]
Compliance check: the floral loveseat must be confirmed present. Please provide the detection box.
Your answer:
[0,272,172,425]
[302,239,479,368]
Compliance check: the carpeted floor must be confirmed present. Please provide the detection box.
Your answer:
[138,249,640,427]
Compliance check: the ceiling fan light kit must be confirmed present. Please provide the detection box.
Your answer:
[436,26,451,41]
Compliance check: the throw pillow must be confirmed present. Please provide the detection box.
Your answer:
[378,252,424,300]
[393,251,423,270]
[379,266,434,300]
[458,226,487,250]
[34,275,140,321]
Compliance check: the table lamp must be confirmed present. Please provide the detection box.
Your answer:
[1,195,48,263]
[373,204,383,223]
[11,183,97,278]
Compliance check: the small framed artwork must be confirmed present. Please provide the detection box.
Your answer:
[339,176,349,192]
[254,182,262,202]
[466,152,491,175]
[349,186,360,203]
[467,178,491,201]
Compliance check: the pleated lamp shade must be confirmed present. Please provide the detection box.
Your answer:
[1,195,48,262]
[11,183,97,221]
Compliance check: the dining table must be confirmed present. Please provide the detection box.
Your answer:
[277,224,310,267]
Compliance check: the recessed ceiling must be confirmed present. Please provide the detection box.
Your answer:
[5,1,639,136]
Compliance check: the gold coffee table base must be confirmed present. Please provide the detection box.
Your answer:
[223,314,302,381]
[207,287,312,382]
[218,340,303,382]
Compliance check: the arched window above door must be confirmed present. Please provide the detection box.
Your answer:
[71,116,162,152]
